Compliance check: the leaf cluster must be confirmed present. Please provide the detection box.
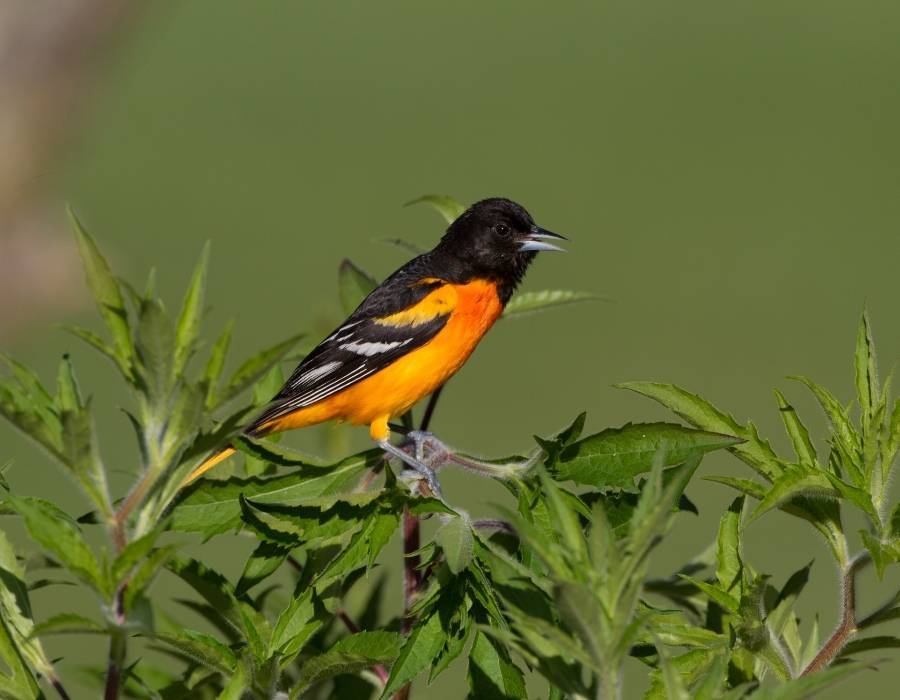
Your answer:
[0,197,894,699]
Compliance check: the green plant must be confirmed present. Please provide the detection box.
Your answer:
[0,197,895,699]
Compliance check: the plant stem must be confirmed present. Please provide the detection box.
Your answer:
[115,468,155,531]
[801,551,870,675]
[401,507,421,635]
[105,509,130,699]
[50,676,72,700]
[597,663,622,700]
[393,388,443,700]
[103,611,127,700]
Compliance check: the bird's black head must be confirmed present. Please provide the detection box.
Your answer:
[435,197,566,302]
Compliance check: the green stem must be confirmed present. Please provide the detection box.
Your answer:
[596,662,622,700]
[103,590,127,700]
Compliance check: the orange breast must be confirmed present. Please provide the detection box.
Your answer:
[258,279,503,439]
[336,279,503,429]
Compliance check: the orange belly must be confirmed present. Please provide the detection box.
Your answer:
[261,279,503,440]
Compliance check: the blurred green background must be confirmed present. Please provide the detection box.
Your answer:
[2,0,898,696]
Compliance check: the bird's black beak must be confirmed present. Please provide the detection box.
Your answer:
[519,225,568,252]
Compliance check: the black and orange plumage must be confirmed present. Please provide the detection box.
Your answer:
[183,198,566,494]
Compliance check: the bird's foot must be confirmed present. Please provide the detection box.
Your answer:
[378,439,444,499]
[403,430,451,465]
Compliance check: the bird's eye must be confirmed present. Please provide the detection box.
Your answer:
[494,223,511,237]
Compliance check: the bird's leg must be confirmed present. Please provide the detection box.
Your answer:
[377,439,444,499]
[404,430,448,464]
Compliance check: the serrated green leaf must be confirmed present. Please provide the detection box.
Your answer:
[431,619,472,683]
[790,376,860,468]
[68,206,134,377]
[774,389,817,468]
[338,259,379,315]
[854,311,877,423]
[173,242,210,378]
[317,509,399,588]
[652,641,691,700]
[502,290,599,319]
[769,562,813,638]
[747,468,834,524]
[618,382,781,479]
[235,541,291,596]
[217,659,248,700]
[435,513,474,574]
[693,653,728,699]
[241,491,375,547]
[647,621,727,649]
[232,434,330,467]
[0,357,53,407]
[704,475,768,500]
[821,471,879,524]
[292,631,402,694]
[202,320,234,409]
[552,422,740,490]
[135,297,174,405]
[56,358,112,516]
[467,630,527,699]
[381,610,446,697]
[29,613,108,637]
[859,530,897,579]
[627,457,701,573]
[0,615,41,699]
[888,397,900,469]
[171,450,376,536]
[405,194,465,224]
[163,381,203,459]
[644,648,718,700]
[165,557,271,663]
[0,359,63,461]
[716,497,743,595]
[554,581,602,663]
[149,629,237,675]
[55,354,81,412]
[679,576,740,614]
[707,475,845,563]
[61,325,120,370]
[539,472,587,566]
[219,332,305,404]
[0,529,56,680]
[5,495,105,594]
[270,588,322,661]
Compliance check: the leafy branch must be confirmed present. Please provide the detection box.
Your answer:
[0,196,894,698]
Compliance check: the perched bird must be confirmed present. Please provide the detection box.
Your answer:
[183,197,566,494]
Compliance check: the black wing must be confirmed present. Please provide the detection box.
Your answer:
[246,258,448,433]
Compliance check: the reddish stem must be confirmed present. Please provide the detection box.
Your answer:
[391,388,444,700]
[401,507,422,634]
[800,553,868,676]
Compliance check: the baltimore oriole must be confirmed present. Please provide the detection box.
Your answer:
[183,197,566,494]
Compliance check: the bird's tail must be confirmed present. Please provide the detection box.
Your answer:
[181,446,237,487]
